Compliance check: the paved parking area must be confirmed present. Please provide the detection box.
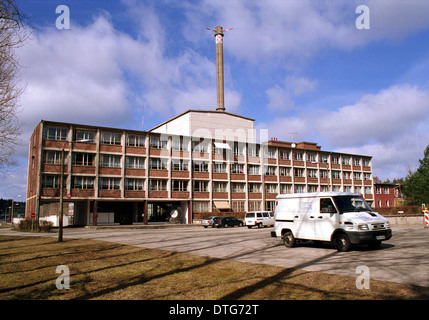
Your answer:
[2,225,428,287]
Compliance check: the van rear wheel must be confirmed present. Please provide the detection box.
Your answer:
[282,231,296,248]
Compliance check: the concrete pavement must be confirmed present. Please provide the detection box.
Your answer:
[1,225,428,287]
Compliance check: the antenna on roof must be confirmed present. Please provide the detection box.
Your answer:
[207,26,233,112]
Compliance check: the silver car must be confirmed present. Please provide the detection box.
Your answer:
[201,216,220,228]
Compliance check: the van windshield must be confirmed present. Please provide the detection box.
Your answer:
[333,195,372,213]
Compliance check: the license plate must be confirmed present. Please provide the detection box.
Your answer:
[376,235,386,240]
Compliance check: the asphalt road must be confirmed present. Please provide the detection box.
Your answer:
[1,225,428,287]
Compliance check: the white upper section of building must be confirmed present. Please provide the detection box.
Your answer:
[150,110,256,143]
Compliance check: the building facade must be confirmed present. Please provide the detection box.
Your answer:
[374,183,404,208]
[26,113,374,226]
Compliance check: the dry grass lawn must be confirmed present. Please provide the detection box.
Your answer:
[1,235,428,300]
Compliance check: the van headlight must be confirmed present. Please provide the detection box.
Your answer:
[385,222,390,229]
[358,224,369,231]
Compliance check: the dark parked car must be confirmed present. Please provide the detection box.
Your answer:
[212,217,244,228]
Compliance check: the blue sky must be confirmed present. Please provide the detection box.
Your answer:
[3,0,429,200]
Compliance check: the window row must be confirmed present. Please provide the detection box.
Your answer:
[43,127,371,166]
[43,126,145,147]
[42,151,372,180]
[41,175,372,195]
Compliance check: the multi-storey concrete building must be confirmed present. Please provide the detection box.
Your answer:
[25,110,374,226]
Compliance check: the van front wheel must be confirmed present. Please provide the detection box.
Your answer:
[334,233,351,252]
[282,231,296,248]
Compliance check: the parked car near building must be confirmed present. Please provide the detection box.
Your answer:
[212,217,244,228]
[201,216,219,228]
[245,211,274,228]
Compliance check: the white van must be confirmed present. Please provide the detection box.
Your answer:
[271,192,392,252]
[245,211,274,228]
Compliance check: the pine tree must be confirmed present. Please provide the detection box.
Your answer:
[403,146,429,205]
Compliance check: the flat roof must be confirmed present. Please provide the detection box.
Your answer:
[276,192,361,199]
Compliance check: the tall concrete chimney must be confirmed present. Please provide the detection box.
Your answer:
[208,26,232,112]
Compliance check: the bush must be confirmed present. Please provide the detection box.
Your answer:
[15,219,53,233]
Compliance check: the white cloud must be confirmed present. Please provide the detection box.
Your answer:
[260,84,429,180]
[183,0,429,64]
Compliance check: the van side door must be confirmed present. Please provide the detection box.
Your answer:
[315,198,339,241]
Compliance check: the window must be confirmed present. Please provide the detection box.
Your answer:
[279,149,290,160]
[308,185,318,192]
[231,163,244,174]
[192,141,208,153]
[72,176,94,189]
[354,186,362,194]
[376,186,382,194]
[265,184,277,193]
[172,180,188,192]
[306,152,317,162]
[308,169,318,178]
[248,183,261,193]
[193,180,208,192]
[171,137,187,151]
[213,181,227,192]
[363,158,371,167]
[249,201,262,211]
[384,187,390,194]
[265,166,277,176]
[100,154,121,168]
[294,168,305,177]
[99,177,120,190]
[332,171,341,179]
[248,165,260,175]
[42,175,63,188]
[193,201,209,213]
[213,162,227,173]
[365,186,372,194]
[193,161,209,172]
[172,159,188,171]
[43,150,62,164]
[265,201,275,212]
[343,171,351,180]
[126,135,145,147]
[320,170,328,179]
[342,156,350,165]
[72,153,94,166]
[125,178,144,191]
[73,129,95,142]
[150,158,167,170]
[320,154,328,163]
[231,182,245,193]
[354,172,362,180]
[331,155,339,164]
[280,184,292,194]
[44,127,68,141]
[247,145,260,157]
[149,179,167,191]
[265,148,276,159]
[125,156,145,169]
[353,157,361,166]
[231,200,245,212]
[364,173,372,181]
[294,184,306,193]
[150,136,167,149]
[320,198,337,213]
[101,132,122,145]
[233,143,245,156]
[293,151,304,161]
[279,167,290,177]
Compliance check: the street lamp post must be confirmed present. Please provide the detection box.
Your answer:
[58,143,66,242]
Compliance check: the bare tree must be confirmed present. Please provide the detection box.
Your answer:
[0,0,27,171]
